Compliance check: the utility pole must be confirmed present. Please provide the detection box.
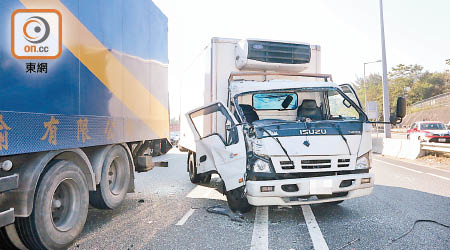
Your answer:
[379,0,391,138]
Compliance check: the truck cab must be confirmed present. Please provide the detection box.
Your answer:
[187,75,375,211]
[180,38,405,212]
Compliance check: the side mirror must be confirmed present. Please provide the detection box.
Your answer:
[390,97,406,125]
[396,97,406,118]
[281,95,294,109]
[342,99,352,108]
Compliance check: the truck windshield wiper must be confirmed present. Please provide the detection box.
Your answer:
[331,123,351,155]
[258,127,295,167]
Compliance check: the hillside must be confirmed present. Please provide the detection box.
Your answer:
[401,106,450,126]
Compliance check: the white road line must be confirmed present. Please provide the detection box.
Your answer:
[250,206,268,250]
[373,159,423,174]
[375,159,450,181]
[408,162,450,174]
[186,185,208,198]
[374,156,450,174]
[202,188,213,198]
[175,208,196,226]
[301,205,329,250]
[426,173,450,181]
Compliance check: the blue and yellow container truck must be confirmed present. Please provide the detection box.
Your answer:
[0,0,170,248]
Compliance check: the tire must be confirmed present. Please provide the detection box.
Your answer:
[188,152,201,184]
[15,160,89,250]
[1,224,28,250]
[201,174,212,184]
[90,145,131,209]
[226,186,252,213]
[0,226,18,250]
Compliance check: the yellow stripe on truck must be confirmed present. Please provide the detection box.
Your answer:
[19,0,169,138]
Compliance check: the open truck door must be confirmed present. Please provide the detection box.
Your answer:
[186,102,247,192]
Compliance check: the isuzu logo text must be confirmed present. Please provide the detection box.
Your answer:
[11,9,62,59]
[299,129,327,135]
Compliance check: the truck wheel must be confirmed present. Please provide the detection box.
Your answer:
[201,174,211,184]
[226,186,252,213]
[1,224,28,250]
[90,145,131,209]
[188,152,201,183]
[15,160,89,250]
[0,226,18,250]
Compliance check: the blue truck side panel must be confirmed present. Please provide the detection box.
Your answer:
[0,0,169,156]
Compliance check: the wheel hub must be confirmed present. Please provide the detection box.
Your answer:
[51,179,81,232]
[108,158,124,195]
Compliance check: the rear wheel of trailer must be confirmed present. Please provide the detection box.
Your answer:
[16,160,89,249]
[89,145,131,209]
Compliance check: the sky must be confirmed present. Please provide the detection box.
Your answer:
[152,0,450,119]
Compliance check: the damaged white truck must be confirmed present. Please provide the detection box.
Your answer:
[179,37,405,213]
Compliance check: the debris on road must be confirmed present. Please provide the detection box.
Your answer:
[337,238,360,250]
[206,205,244,222]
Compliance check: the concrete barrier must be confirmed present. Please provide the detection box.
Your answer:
[372,137,384,154]
[372,138,423,160]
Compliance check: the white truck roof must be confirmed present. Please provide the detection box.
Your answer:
[229,80,339,96]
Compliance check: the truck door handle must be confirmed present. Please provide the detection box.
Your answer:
[199,155,207,163]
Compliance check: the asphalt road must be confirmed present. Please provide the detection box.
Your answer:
[70,150,450,250]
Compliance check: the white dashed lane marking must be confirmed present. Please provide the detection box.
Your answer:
[175,208,196,226]
[250,206,269,250]
[301,205,329,250]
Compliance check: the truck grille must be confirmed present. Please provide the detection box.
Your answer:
[272,156,355,173]
[247,40,311,64]
[338,159,350,168]
[301,159,331,169]
[280,160,295,169]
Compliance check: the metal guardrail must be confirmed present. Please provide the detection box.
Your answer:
[412,92,450,109]
[421,142,450,153]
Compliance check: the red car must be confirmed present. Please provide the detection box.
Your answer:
[407,121,450,143]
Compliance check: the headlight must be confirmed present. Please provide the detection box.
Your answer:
[253,159,271,173]
[356,152,371,169]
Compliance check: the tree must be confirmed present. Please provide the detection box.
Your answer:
[389,64,423,80]
[353,73,384,119]
[353,64,450,117]
[353,63,450,119]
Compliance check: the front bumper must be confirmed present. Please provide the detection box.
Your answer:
[426,136,450,143]
[246,173,374,206]
[0,174,19,227]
